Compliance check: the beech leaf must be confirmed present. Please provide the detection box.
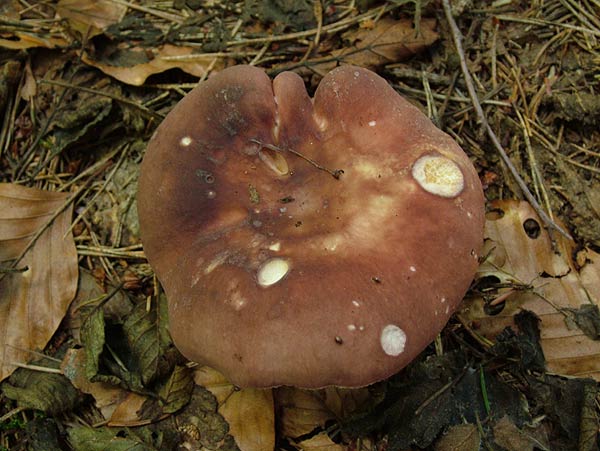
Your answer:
[462,200,600,379]
[0,183,78,381]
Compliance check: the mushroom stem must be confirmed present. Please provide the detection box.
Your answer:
[250,139,344,179]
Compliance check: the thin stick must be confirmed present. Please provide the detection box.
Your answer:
[250,139,344,180]
[442,0,573,240]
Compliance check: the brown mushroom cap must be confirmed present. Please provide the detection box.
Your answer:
[137,65,485,388]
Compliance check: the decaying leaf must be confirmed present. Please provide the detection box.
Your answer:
[123,295,172,386]
[81,44,223,86]
[435,423,480,451]
[68,425,162,451]
[81,306,105,381]
[195,366,275,451]
[158,365,195,414]
[2,368,80,414]
[461,200,600,379]
[0,183,78,381]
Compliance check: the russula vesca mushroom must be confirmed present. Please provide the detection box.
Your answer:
[137,65,485,388]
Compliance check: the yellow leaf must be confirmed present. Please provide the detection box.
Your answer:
[0,183,78,381]
[195,366,275,451]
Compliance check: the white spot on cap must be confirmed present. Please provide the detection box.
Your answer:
[412,155,464,198]
[352,300,361,307]
[259,148,289,176]
[204,253,228,274]
[380,324,407,356]
[409,265,416,272]
[368,120,376,127]
[268,242,281,252]
[180,136,192,147]
[206,190,216,199]
[257,258,290,287]
[347,324,357,331]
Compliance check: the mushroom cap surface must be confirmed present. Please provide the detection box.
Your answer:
[137,65,485,388]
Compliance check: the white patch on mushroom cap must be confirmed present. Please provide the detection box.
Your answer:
[257,258,290,287]
[368,120,376,126]
[268,242,281,252]
[259,148,289,176]
[380,324,407,356]
[180,136,193,147]
[411,155,464,198]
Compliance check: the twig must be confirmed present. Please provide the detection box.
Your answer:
[442,0,573,240]
[250,139,343,180]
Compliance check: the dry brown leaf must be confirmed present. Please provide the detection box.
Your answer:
[275,387,335,439]
[316,386,371,419]
[301,18,438,75]
[82,45,223,86]
[0,32,68,50]
[461,200,600,379]
[435,423,480,451]
[194,366,275,451]
[491,416,545,451]
[61,348,128,420]
[0,183,78,381]
[108,391,158,427]
[220,388,275,451]
[56,0,127,36]
[295,432,345,451]
[336,17,439,68]
[193,365,237,405]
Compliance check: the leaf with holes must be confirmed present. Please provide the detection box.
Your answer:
[461,200,600,379]
[0,183,78,381]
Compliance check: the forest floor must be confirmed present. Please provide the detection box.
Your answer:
[1,1,600,450]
